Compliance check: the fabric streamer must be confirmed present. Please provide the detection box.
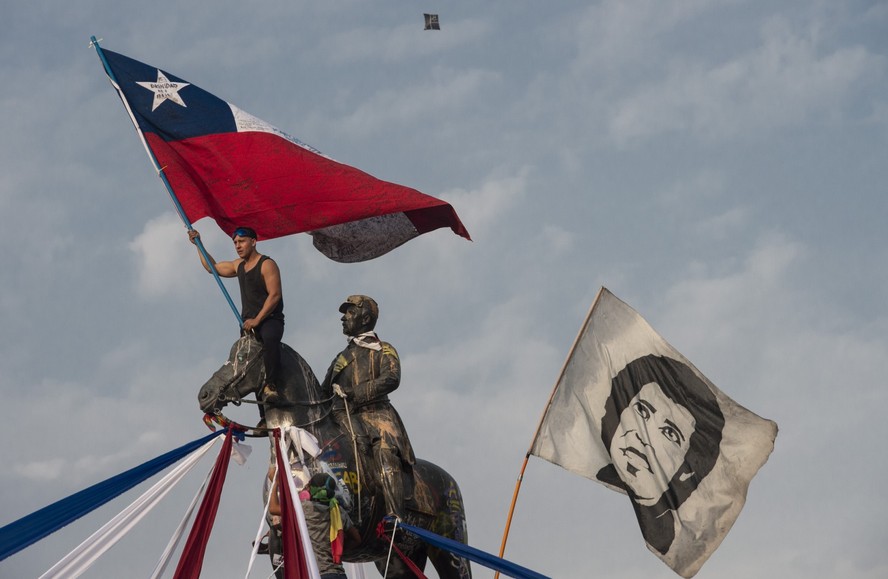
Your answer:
[281,430,321,578]
[172,428,234,579]
[150,460,218,579]
[273,429,319,579]
[344,562,368,578]
[384,519,550,579]
[38,435,221,578]
[243,464,275,579]
[0,429,225,561]
[377,521,428,579]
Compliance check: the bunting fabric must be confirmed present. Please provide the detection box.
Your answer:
[385,519,549,579]
[0,429,224,562]
[95,46,470,263]
[39,435,220,579]
[530,287,778,578]
[273,429,314,579]
[173,428,234,579]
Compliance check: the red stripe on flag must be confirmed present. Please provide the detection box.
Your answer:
[144,131,470,243]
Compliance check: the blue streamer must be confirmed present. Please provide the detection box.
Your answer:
[0,429,225,561]
[391,518,550,579]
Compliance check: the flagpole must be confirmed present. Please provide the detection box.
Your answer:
[89,36,243,328]
[494,287,607,577]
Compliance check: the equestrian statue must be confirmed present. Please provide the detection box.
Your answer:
[197,296,471,579]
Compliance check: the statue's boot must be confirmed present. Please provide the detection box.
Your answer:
[255,382,282,433]
[255,392,268,431]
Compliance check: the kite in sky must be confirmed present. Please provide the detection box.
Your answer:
[424,14,440,30]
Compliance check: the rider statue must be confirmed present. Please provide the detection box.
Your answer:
[322,295,415,521]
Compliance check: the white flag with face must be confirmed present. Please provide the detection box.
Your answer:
[530,287,777,578]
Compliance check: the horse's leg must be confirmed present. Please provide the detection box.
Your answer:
[426,471,472,579]
[428,546,472,579]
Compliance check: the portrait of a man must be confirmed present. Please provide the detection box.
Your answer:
[596,354,726,554]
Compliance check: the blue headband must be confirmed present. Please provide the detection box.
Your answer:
[232,227,257,239]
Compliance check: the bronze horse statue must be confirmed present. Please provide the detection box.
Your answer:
[198,335,472,578]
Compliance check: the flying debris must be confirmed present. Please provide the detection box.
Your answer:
[424,13,440,30]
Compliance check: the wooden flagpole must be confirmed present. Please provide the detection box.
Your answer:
[494,287,606,577]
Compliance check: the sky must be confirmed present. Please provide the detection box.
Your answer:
[1,0,887,577]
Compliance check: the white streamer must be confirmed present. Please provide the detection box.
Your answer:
[244,463,275,578]
[277,432,322,579]
[149,454,217,579]
[40,436,220,579]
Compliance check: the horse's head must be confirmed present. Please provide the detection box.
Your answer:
[198,335,265,415]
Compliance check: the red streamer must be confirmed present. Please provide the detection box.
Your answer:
[173,428,234,579]
[377,521,429,579]
[274,429,310,578]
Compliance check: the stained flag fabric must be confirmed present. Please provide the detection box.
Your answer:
[530,287,778,578]
[96,47,469,263]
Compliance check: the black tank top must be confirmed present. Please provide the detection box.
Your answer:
[237,255,284,322]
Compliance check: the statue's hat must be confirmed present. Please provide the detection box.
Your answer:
[339,295,379,319]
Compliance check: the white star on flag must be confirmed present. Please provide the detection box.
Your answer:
[136,70,190,111]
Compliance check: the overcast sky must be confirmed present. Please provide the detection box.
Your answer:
[2,1,887,578]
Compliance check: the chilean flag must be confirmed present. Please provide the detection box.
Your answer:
[98,48,471,262]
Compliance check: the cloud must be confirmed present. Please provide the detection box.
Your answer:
[568,0,726,73]
[656,169,751,240]
[660,233,805,346]
[539,224,575,254]
[328,67,499,138]
[608,17,882,144]
[442,169,528,236]
[657,169,726,207]
[129,213,219,299]
[14,459,67,482]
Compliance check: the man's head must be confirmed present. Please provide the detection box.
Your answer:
[600,355,725,510]
[339,295,379,336]
[307,472,338,502]
[232,226,258,259]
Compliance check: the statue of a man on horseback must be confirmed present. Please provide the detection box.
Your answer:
[323,295,416,521]
[196,296,471,579]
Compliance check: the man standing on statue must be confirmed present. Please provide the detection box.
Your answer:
[188,227,285,425]
[322,295,415,521]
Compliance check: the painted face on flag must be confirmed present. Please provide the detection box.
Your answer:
[610,381,697,506]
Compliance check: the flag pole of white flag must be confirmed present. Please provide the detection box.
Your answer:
[530,287,777,578]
